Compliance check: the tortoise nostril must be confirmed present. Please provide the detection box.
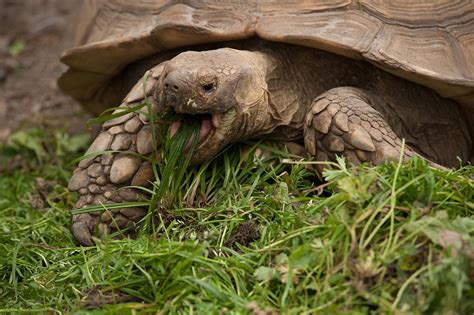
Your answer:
[164,83,169,88]
[202,83,215,93]
[173,85,179,91]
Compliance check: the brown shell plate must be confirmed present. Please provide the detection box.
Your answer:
[58,0,474,113]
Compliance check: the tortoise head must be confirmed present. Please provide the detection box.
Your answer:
[156,48,270,163]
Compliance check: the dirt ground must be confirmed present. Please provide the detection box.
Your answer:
[0,0,89,142]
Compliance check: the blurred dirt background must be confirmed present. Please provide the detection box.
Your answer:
[0,0,89,142]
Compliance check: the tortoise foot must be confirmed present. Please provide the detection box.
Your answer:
[68,75,161,245]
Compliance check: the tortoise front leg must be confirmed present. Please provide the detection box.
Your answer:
[68,69,163,246]
[303,87,418,175]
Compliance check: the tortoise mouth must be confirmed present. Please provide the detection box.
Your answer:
[170,113,216,150]
[168,107,237,157]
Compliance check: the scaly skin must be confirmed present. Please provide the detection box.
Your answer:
[69,45,472,245]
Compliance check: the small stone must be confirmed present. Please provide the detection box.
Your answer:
[108,125,125,135]
[79,132,113,168]
[104,166,111,174]
[96,176,107,186]
[323,135,344,152]
[68,169,89,191]
[137,126,153,155]
[110,154,141,184]
[78,188,88,195]
[87,163,103,178]
[333,113,349,132]
[89,184,101,194]
[131,162,154,186]
[312,111,332,134]
[311,98,331,114]
[124,116,143,133]
[111,133,132,151]
[344,126,376,152]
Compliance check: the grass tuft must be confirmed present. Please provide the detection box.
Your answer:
[0,123,473,313]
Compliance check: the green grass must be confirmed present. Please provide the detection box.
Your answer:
[0,125,473,314]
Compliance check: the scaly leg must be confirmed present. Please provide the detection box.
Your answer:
[304,87,418,174]
[68,66,164,245]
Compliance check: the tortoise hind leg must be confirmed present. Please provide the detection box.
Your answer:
[68,73,161,246]
[303,87,418,175]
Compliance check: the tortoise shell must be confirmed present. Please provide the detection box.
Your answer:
[58,0,474,116]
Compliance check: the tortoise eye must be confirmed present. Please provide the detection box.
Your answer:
[202,83,216,93]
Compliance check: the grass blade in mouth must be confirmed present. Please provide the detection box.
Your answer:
[156,115,201,208]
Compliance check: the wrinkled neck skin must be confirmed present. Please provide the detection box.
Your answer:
[237,49,308,142]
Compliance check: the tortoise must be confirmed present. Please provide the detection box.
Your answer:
[59,0,474,245]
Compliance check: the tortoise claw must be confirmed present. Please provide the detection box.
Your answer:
[72,221,94,246]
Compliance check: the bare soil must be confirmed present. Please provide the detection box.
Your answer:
[0,0,90,142]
